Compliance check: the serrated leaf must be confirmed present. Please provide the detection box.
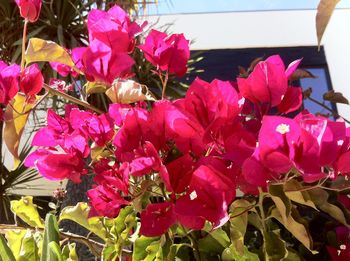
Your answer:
[316,0,340,48]
[323,90,349,104]
[106,79,155,104]
[59,202,107,240]
[10,196,44,228]
[41,214,60,261]
[4,93,35,169]
[25,38,79,73]
[0,234,16,261]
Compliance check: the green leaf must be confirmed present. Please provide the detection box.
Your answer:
[10,196,44,228]
[0,234,16,261]
[41,214,60,261]
[25,38,79,73]
[85,81,109,96]
[133,236,161,261]
[198,228,230,255]
[284,180,317,210]
[222,244,260,261]
[309,188,349,226]
[48,242,63,261]
[167,244,191,261]
[18,230,39,261]
[270,208,316,253]
[101,245,118,261]
[263,230,287,260]
[269,184,292,223]
[62,243,78,261]
[59,202,108,240]
[316,0,341,48]
[5,230,26,259]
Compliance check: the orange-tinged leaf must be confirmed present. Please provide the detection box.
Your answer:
[4,94,34,169]
[106,79,155,104]
[316,0,340,49]
[25,38,80,74]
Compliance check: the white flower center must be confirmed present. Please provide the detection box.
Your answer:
[276,123,290,134]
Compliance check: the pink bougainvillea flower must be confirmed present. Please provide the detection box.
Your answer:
[237,55,301,108]
[19,63,43,96]
[49,62,79,78]
[160,153,194,194]
[277,87,303,114]
[138,29,190,77]
[129,142,162,176]
[15,0,42,23]
[87,184,129,218]
[140,202,176,237]
[93,160,129,194]
[327,226,350,261]
[0,62,20,105]
[175,164,235,230]
[24,149,87,183]
[82,39,135,84]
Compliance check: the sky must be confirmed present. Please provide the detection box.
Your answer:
[147,0,350,15]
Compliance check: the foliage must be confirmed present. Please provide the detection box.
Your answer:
[1,1,350,261]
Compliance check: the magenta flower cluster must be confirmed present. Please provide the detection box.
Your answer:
[20,5,350,238]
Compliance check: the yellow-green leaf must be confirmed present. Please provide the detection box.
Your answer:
[25,38,80,73]
[10,196,44,228]
[284,180,317,210]
[59,202,108,240]
[4,93,34,169]
[5,230,26,259]
[85,81,109,95]
[106,79,155,104]
[316,0,340,48]
[270,208,316,253]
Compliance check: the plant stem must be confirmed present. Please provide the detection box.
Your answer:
[258,187,267,231]
[43,84,104,114]
[21,20,28,71]
[307,96,350,124]
[160,71,169,99]
[188,232,202,261]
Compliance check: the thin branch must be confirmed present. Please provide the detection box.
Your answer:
[307,96,350,124]
[43,83,104,114]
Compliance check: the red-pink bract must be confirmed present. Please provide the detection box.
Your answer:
[19,64,43,96]
[138,29,190,77]
[15,0,42,23]
[140,202,176,237]
[0,62,20,105]
[87,184,129,218]
[24,149,86,183]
